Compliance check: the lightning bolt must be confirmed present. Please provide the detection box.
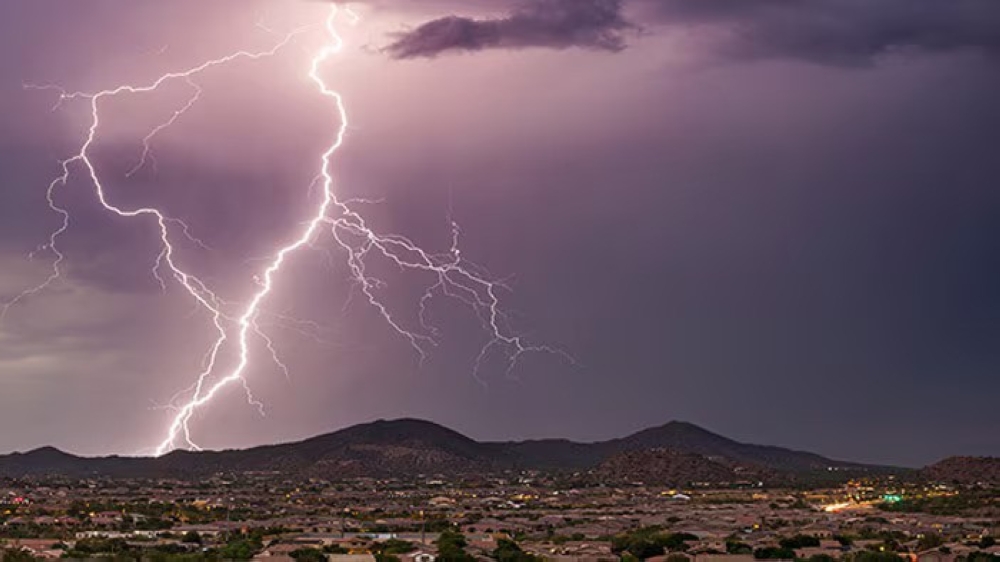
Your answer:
[4,4,572,457]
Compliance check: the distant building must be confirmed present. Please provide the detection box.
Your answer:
[693,554,757,562]
[327,555,377,562]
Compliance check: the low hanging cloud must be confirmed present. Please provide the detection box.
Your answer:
[384,0,1000,65]
[384,0,630,59]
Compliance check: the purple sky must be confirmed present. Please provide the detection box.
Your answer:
[1,0,999,466]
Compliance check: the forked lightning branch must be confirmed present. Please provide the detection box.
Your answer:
[3,4,569,456]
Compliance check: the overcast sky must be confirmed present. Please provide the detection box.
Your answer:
[1,0,998,466]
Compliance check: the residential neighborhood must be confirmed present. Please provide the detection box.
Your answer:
[1,473,996,561]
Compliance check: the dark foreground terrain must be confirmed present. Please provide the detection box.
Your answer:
[1,419,996,561]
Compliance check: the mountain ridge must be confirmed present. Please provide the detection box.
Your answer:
[921,456,1000,485]
[0,418,908,481]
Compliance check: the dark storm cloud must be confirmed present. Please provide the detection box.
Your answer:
[385,0,630,58]
[384,0,1000,65]
[641,0,1000,65]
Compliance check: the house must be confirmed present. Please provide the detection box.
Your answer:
[797,546,851,559]
[174,524,225,538]
[693,554,756,562]
[260,544,306,557]
[76,531,132,539]
[253,555,294,562]
[326,537,375,552]
[547,557,618,562]
[648,554,693,562]
[428,497,455,508]
[328,555,377,562]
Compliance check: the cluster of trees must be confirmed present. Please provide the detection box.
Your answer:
[611,527,699,558]
[290,547,331,562]
[917,533,945,551]
[0,547,37,562]
[59,536,219,560]
[880,491,997,517]
[779,535,821,549]
[493,538,541,562]
[0,524,58,541]
[287,541,358,562]
[753,546,797,559]
[63,537,135,558]
[550,533,589,544]
[431,530,542,562]
[372,538,419,562]
[217,536,264,560]
[436,529,476,562]
[956,552,1000,562]
[149,528,271,560]
[834,535,855,547]
[726,539,753,555]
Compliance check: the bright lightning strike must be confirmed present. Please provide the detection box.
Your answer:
[4,4,571,456]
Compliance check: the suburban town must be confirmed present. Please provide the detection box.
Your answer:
[1,471,997,562]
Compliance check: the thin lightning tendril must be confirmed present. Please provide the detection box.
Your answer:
[3,4,571,457]
[125,76,203,178]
